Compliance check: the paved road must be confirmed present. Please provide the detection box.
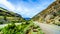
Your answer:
[34,22,60,34]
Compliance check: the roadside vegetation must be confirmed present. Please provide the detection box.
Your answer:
[0,20,44,34]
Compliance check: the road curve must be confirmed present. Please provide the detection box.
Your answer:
[34,22,60,34]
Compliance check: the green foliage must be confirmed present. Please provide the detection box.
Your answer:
[0,21,44,34]
[0,23,24,34]
[57,10,60,15]
[0,21,3,24]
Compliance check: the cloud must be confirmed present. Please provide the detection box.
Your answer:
[0,0,55,18]
[0,0,15,11]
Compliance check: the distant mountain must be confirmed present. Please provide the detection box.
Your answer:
[0,7,25,24]
[32,0,60,26]
[24,18,31,20]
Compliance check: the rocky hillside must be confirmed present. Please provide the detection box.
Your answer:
[0,7,25,24]
[32,0,60,26]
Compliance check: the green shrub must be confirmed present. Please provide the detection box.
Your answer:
[0,22,3,24]
[0,21,44,34]
[57,23,60,26]
[0,23,24,34]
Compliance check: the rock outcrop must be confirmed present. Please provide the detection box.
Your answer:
[32,0,60,26]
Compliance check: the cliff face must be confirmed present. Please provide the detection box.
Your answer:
[0,7,24,24]
[32,0,60,26]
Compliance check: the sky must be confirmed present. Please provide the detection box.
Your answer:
[0,0,55,18]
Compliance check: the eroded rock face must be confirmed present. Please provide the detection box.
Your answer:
[32,0,60,26]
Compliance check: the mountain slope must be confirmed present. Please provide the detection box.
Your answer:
[32,0,60,26]
[0,7,25,24]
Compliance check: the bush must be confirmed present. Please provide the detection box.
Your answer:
[0,21,44,34]
[57,23,60,26]
[0,22,3,24]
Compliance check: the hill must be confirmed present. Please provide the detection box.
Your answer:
[0,7,25,24]
[32,0,60,26]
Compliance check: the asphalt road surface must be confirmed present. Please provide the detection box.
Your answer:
[34,22,60,34]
